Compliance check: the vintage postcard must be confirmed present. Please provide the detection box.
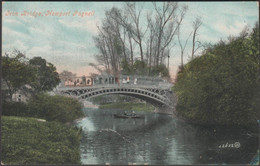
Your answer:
[1,1,259,165]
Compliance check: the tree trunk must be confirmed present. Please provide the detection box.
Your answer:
[148,39,153,74]
[181,50,184,67]
[128,33,134,66]
[138,41,143,62]
[191,30,196,59]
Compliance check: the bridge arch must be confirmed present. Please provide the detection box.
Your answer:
[61,87,171,107]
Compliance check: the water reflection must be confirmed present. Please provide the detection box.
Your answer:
[76,108,258,165]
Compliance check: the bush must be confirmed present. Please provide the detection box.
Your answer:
[1,116,82,164]
[27,93,84,123]
[150,64,170,77]
[2,101,29,117]
[173,23,260,126]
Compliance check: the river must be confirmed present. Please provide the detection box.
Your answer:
[76,107,258,165]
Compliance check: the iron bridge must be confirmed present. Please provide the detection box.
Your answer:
[57,84,175,108]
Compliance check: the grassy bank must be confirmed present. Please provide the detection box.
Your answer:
[99,102,155,112]
[1,116,82,165]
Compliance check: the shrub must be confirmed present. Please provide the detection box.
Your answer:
[27,93,84,123]
[173,23,260,126]
[2,101,29,117]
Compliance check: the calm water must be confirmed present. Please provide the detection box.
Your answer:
[76,108,258,165]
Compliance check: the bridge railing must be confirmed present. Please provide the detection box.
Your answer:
[58,75,173,89]
[58,83,173,91]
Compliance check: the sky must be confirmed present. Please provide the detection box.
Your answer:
[2,1,259,80]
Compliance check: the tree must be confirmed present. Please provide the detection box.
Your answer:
[191,17,203,59]
[177,25,192,68]
[59,70,76,81]
[174,23,259,126]
[123,2,146,62]
[133,60,148,75]
[29,57,60,94]
[150,64,170,78]
[2,51,37,100]
[121,60,132,75]
[92,2,189,78]
[152,2,188,66]
[95,9,126,75]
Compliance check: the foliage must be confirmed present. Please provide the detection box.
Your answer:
[121,59,170,78]
[59,70,77,81]
[150,64,170,77]
[2,52,37,100]
[29,57,60,94]
[132,60,148,75]
[121,60,132,75]
[27,93,84,123]
[2,101,30,117]
[1,116,82,164]
[2,53,61,101]
[173,23,259,126]
[99,102,155,112]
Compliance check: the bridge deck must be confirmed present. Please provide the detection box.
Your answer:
[57,83,173,91]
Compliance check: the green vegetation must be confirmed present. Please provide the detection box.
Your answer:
[1,116,82,165]
[121,59,170,77]
[29,57,60,94]
[99,102,155,112]
[27,93,84,123]
[2,51,60,99]
[2,101,30,117]
[173,23,259,126]
[2,51,37,100]
[2,51,84,164]
[3,93,84,123]
[2,94,85,164]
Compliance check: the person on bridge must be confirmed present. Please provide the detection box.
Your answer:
[134,78,137,85]
[82,75,86,85]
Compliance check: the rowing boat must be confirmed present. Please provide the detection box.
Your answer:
[113,114,142,119]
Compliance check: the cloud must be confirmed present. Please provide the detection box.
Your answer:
[26,44,96,74]
[19,15,35,23]
[14,40,29,51]
[26,45,52,58]
[214,20,247,37]
[58,17,100,35]
[221,2,258,17]
[3,17,23,25]
[27,23,56,39]
[56,40,89,50]
[2,27,29,39]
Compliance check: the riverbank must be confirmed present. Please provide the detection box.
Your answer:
[99,102,155,112]
[1,94,86,164]
[1,116,82,165]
